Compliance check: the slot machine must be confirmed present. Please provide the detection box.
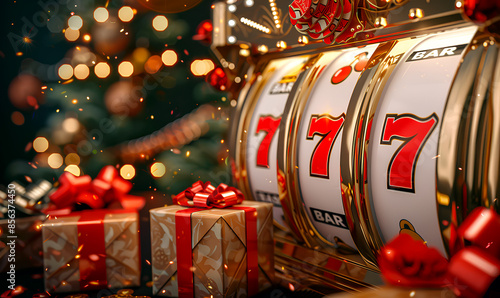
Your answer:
[211,0,500,293]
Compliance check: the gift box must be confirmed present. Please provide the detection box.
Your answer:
[42,210,141,293]
[150,201,274,297]
[0,215,45,272]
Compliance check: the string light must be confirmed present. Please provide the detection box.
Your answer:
[118,6,134,22]
[58,64,73,80]
[64,165,81,176]
[120,164,136,180]
[118,61,134,77]
[94,7,109,23]
[190,59,215,76]
[33,137,49,153]
[64,27,80,41]
[151,162,166,178]
[48,153,63,169]
[74,64,89,80]
[68,15,83,30]
[94,62,110,78]
[240,17,271,34]
[152,15,168,31]
[161,50,178,66]
[269,0,281,29]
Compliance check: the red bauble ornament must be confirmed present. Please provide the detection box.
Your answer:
[193,20,213,45]
[463,0,500,24]
[8,74,44,110]
[105,81,143,116]
[206,67,228,91]
[92,17,131,55]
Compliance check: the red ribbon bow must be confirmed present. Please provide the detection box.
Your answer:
[49,165,145,211]
[447,207,500,298]
[378,207,500,297]
[173,181,244,209]
[377,233,449,288]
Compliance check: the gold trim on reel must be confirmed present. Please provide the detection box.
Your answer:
[436,31,500,256]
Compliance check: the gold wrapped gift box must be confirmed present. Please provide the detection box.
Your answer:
[0,215,45,272]
[42,210,141,293]
[150,201,274,297]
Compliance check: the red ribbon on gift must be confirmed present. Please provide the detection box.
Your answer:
[52,209,135,291]
[48,166,145,211]
[173,181,258,298]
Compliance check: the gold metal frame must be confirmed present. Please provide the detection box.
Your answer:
[436,31,500,255]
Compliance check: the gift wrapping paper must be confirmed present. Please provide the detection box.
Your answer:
[42,210,140,293]
[0,215,45,272]
[150,201,274,297]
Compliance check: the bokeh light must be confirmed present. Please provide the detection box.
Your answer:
[64,28,80,41]
[144,55,162,74]
[152,15,168,31]
[94,7,109,23]
[120,164,136,180]
[151,162,166,178]
[190,59,215,76]
[62,118,80,133]
[68,15,83,30]
[83,34,91,42]
[33,137,49,153]
[58,64,73,80]
[118,6,134,22]
[94,62,111,78]
[65,153,81,165]
[11,111,25,125]
[161,50,178,66]
[132,47,150,64]
[48,153,64,169]
[74,64,90,80]
[118,61,134,77]
[64,165,81,176]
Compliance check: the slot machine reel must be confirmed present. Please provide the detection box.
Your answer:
[277,45,379,256]
[228,55,312,234]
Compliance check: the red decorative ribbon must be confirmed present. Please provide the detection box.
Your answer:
[173,181,244,209]
[173,182,258,297]
[53,209,135,291]
[377,233,449,288]
[77,210,108,291]
[48,166,145,211]
[378,207,500,297]
[447,207,500,297]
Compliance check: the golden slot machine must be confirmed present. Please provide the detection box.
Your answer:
[211,0,500,295]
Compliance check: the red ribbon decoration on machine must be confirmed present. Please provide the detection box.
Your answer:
[173,180,244,209]
[173,181,258,298]
[48,165,145,211]
[378,207,500,297]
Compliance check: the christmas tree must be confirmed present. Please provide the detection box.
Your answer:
[0,0,230,198]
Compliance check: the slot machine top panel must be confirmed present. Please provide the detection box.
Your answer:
[212,0,470,56]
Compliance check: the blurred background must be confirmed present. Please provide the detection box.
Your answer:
[0,0,231,197]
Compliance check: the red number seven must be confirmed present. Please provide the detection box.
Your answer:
[255,115,281,168]
[307,114,345,178]
[380,113,438,192]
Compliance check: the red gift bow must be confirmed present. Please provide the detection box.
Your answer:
[377,233,449,288]
[447,207,500,297]
[173,180,244,208]
[378,208,500,297]
[49,165,145,211]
